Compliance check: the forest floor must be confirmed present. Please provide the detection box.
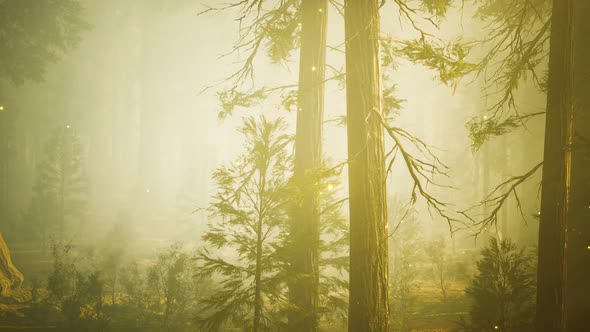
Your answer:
[3,240,470,332]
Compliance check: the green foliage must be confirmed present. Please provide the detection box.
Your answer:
[467,112,543,150]
[383,83,405,119]
[264,3,301,64]
[195,115,292,331]
[467,116,520,150]
[464,0,550,145]
[42,242,109,330]
[459,238,536,332]
[0,0,89,84]
[420,0,453,17]
[117,244,205,332]
[393,39,476,89]
[196,116,349,330]
[147,244,200,330]
[218,88,268,119]
[27,126,88,242]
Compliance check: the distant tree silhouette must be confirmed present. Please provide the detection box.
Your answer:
[28,126,88,242]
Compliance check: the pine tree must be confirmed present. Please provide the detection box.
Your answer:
[195,116,292,331]
[463,238,536,332]
[0,0,88,84]
[29,126,88,242]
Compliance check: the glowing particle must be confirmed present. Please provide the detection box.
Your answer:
[66,124,70,129]
[327,183,334,191]
[298,107,302,112]
[483,115,488,120]
[494,326,499,330]
[319,191,323,195]
[587,245,590,250]
[146,189,150,193]
[0,106,4,111]
[537,211,541,216]
[298,22,302,27]
[318,8,323,12]
[311,66,317,72]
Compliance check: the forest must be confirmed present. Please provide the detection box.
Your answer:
[0,0,588,331]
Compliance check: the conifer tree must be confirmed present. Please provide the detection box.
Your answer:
[195,116,292,331]
[29,126,88,242]
[463,238,536,332]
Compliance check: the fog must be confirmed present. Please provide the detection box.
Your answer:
[1,1,569,331]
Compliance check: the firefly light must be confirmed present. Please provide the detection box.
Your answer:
[494,326,499,330]
[311,66,317,72]
[327,183,334,191]
[66,125,70,129]
[0,106,4,111]
[146,189,150,193]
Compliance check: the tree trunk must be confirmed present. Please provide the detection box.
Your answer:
[344,1,390,331]
[289,0,327,330]
[565,1,590,330]
[253,168,267,332]
[0,231,23,297]
[536,0,572,331]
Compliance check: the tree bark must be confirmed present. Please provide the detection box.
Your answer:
[565,1,590,330]
[344,1,390,331]
[536,0,572,331]
[289,0,327,331]
[0,231,23,297]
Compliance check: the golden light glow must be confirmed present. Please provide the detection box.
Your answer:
[146,189,150,193]
[494,326,499,330]
[0,106,4,111]
[311,66,317,72]
[327,183,334,191]
[66,125,70,129]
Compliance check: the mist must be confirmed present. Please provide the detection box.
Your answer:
[1,1,586,332]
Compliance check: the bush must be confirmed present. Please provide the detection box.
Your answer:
[458,238,536,332]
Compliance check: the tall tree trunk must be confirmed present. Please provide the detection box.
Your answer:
[344,1,390,331]
[289,0,327,330]
[536,0,572,330]
[565,1,590,330]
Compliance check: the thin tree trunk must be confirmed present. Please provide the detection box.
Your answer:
[289,0,327,330]
[253,167,267,332]
[344,1,390,331]
[565,1,590,330]
[536,0,572,330]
